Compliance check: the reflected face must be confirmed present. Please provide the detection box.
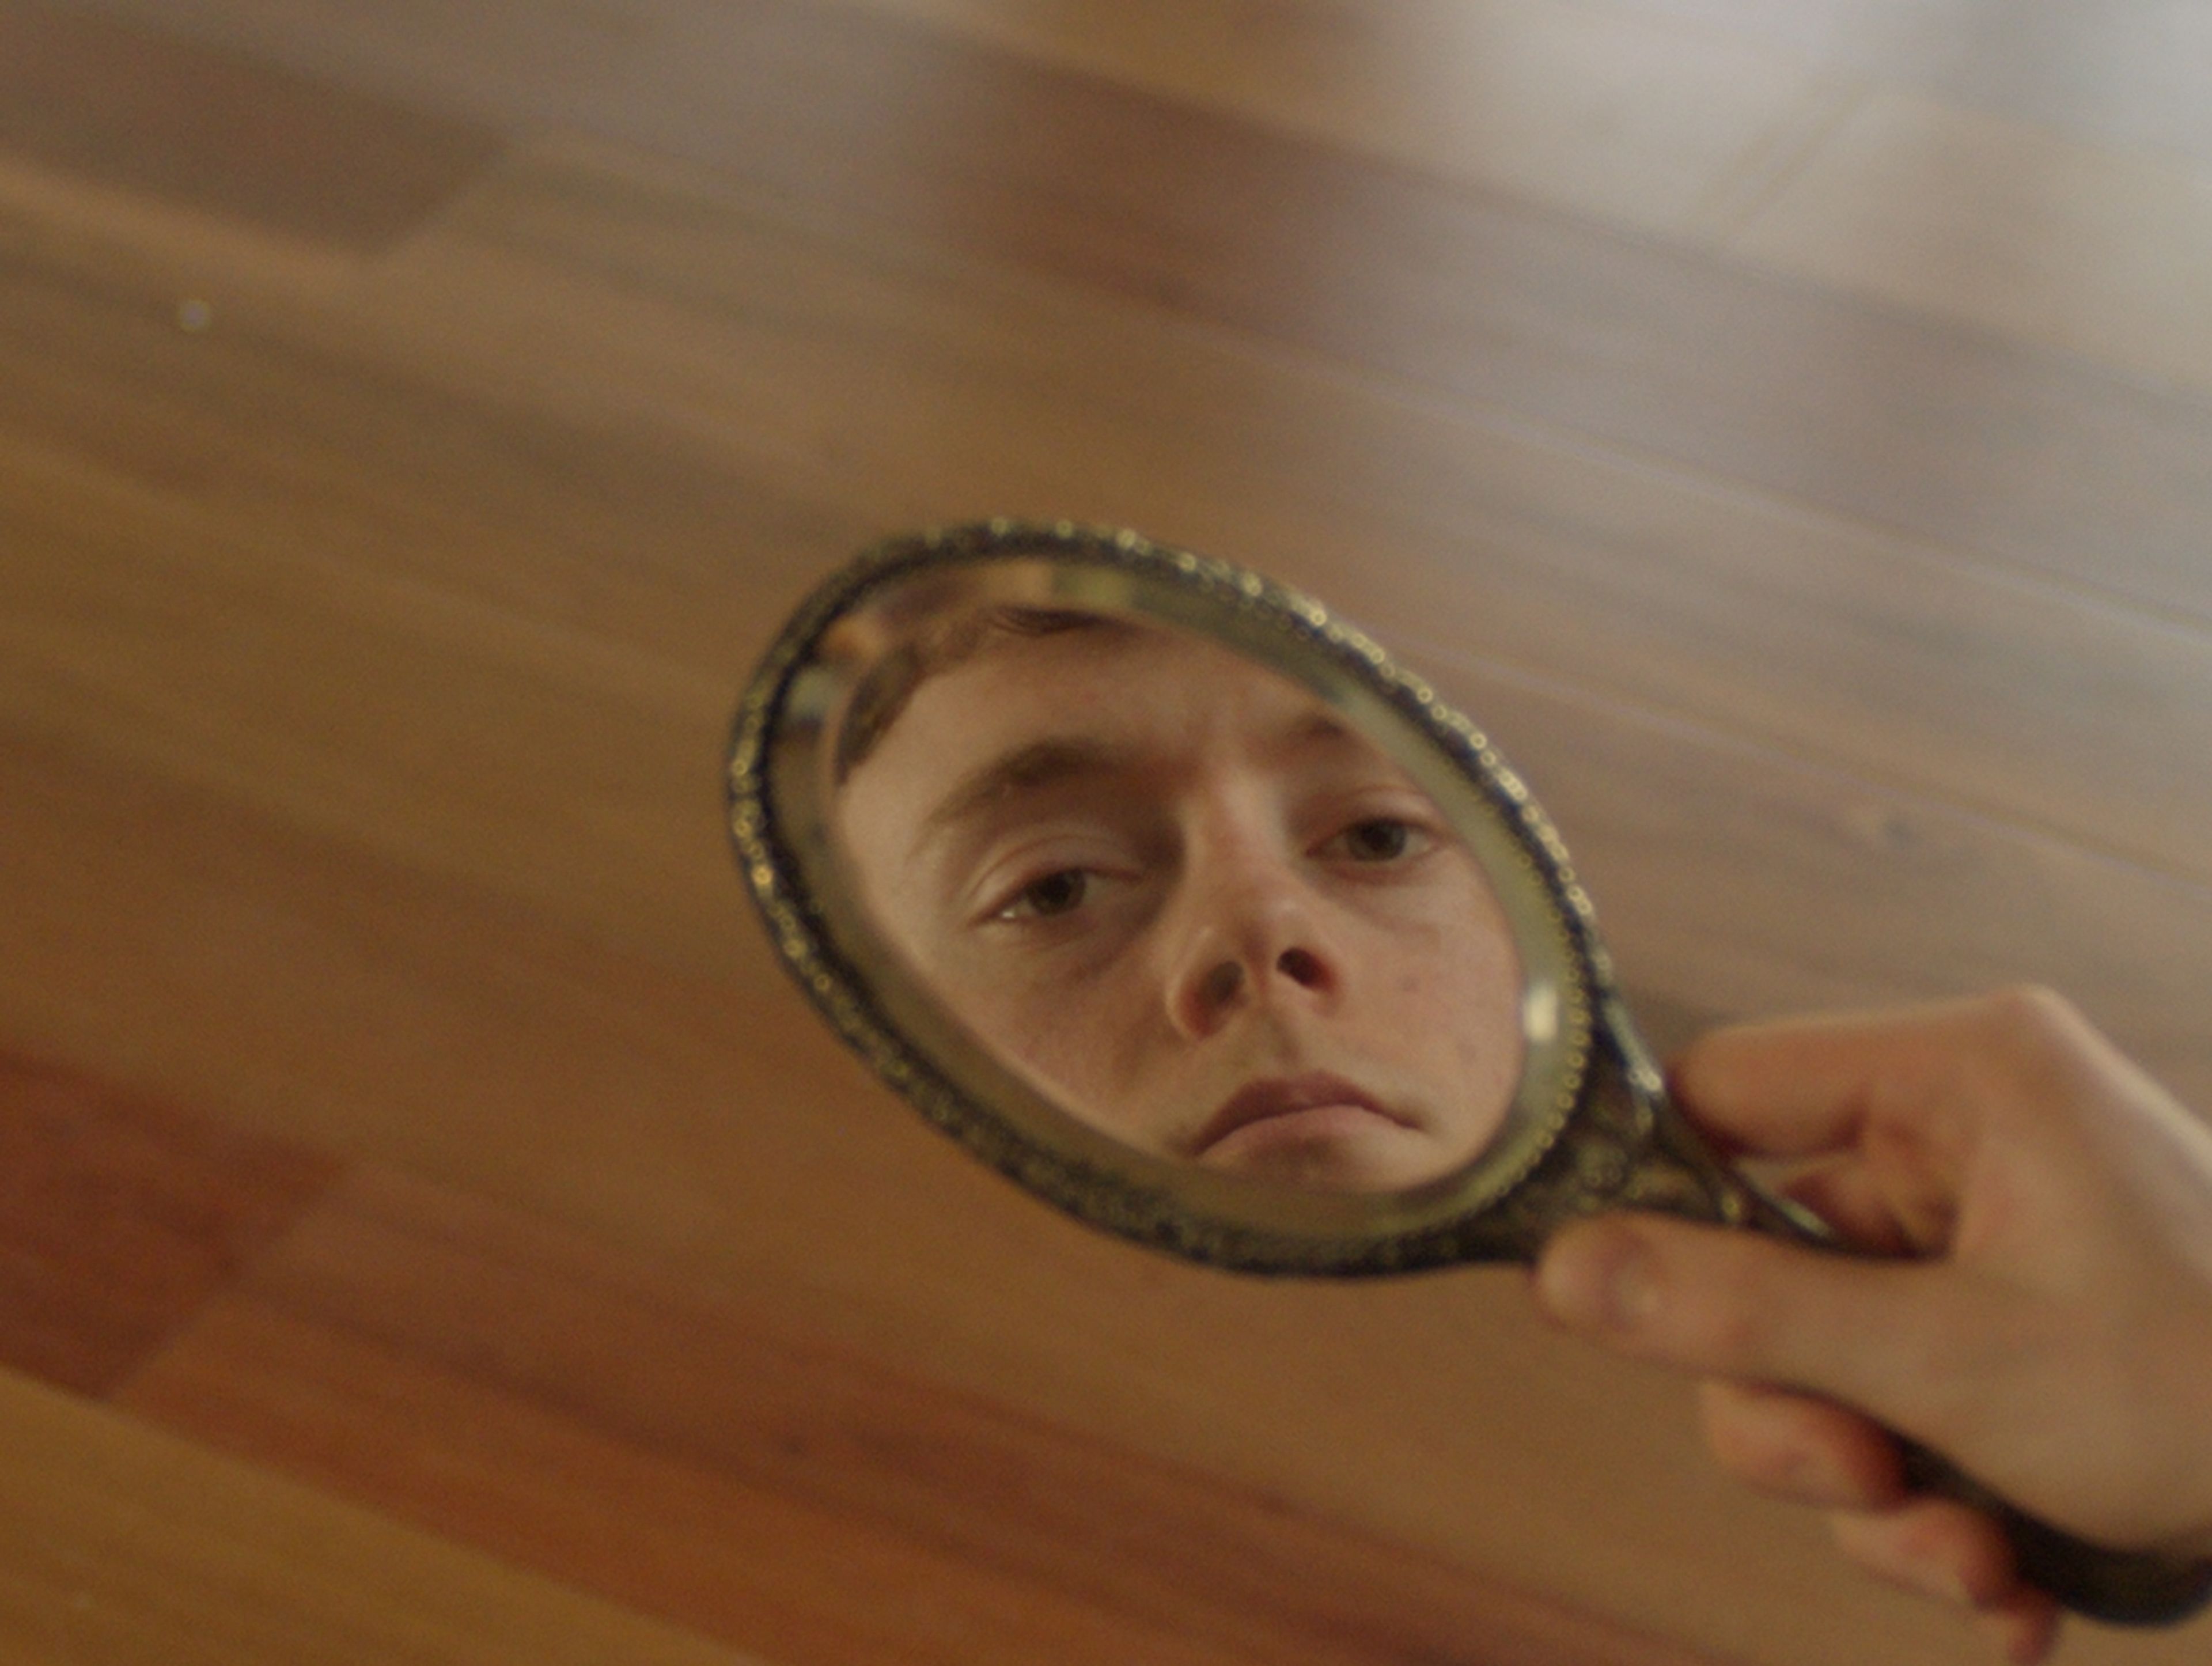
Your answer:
[834,615,1525,1190]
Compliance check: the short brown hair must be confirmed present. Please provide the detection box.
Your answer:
[834,605,1115,783]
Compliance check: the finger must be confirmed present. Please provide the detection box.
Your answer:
[1983,1602,2063,1666]
[1829,1500,2059,1661]
[1699,1381,1906,1508]
[1668,993,2056,1161]
[1781,1161,1948,1257]
[1778,1161,1914,1254]
[1533,1214,1964,1422]
[1830,1497,2015,1606]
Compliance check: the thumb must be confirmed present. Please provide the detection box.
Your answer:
[1533,1213,1953,1420]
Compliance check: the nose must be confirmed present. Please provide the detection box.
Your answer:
[1162,850,1343,1040]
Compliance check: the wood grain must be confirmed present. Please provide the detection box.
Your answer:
[1733,88,2212,399]
[1601,0,2212,167]
[592,0,2212,621]
[0,2,2208,1664]
[817,0,2212,399]
[121,1164,1738,1666]
[5,702,2209,1666]
[0,1055,335,1394]
[67,0,2212,411]
[0,1366,768,1665]
[0,0,502,251]
[816,0,1847,237]
[2,131,2207,978]
[26,0,2212,616]
[41,0,658,127]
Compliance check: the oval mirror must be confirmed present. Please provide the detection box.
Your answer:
[729,520,2211,1623]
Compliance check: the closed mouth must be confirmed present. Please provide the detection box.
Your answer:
[1191,1071,1413,1156]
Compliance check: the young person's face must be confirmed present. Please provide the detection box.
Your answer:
[835,620,1525,1190]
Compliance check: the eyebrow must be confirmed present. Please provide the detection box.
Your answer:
[916,736,1127,850]
[912,711,1375,845]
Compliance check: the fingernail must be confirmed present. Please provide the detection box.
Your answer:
[1539,1225,1658,1335]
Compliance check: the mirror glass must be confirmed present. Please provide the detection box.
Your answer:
[831,589,1525,1191]
[735,528,1601,1268]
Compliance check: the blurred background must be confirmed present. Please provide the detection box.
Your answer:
[1,0,2209,1661]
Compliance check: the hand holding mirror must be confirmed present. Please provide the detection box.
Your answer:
[728,520,2212,1626]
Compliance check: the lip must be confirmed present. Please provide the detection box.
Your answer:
[1190,1071,1414,1157]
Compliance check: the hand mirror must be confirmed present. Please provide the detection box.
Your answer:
[728,519,2212,1626]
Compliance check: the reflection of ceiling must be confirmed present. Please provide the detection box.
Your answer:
[1,1,2209,1663]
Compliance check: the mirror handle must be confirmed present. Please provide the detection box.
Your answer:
[1721,1157,2212,1623]
[1619,1076,2212,1622]
[1888,1446,2212,1626]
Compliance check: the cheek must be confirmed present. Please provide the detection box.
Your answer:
[963,959,1161,1095]
[941,983,1055,1084]
[1375,919,1515,1006]
[1373,926,1525,1064]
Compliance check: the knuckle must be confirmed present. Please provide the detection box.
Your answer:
[1964,983,2089,1091]
[1663,1029,1731,1105]
[1974,984,2078,1051]
[1700,1384,1824,1496]
[1695,1304,1774,1369]
[1677,1253,1779,1368]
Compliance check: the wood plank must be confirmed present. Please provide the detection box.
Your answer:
[125,1307,1247,1666]
[813,0,1847,238]
[4,702,2210,1666]
[450,131,2212,877]
[9,126,2203,1093]
[0,224,851,982]
[349,141,2212,895]
[119,1164,1735,1666]
[0,0,503,251]
[0,207,851,672]
[0,14,2206,1666]
[0,1055,335,1395]
[1598,0,2212,170]
[1433,668,2212,1103]
[386,138,2212,887]
[1732,88,2212,399]
[819,0,2212,400]
[35,0,658,129]
[588,0,2212,622]
[65,0,2212,412]
[0,722,853,1232]
[0,1365,766,1665]
[25,0,2212,619]
[6,128,2209,946]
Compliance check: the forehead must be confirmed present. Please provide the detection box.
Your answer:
[865,616,1359,778]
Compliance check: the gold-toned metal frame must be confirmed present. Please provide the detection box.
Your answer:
[729,520,1623,1274]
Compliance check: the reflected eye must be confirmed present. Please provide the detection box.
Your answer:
[1341,819,1409,861]
[994,868,1090,921]
[1323,818,1424,863]
[969,831,1146,933]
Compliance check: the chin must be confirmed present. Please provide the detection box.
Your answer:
[1213,1131,1451,1193]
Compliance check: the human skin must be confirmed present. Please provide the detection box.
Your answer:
[834,618,1525,1190]
[1532,987,2212,1663]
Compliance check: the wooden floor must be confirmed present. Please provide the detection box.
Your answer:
[1,1,2209,1662]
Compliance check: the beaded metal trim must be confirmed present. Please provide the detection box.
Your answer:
[728,520,1620,1273]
